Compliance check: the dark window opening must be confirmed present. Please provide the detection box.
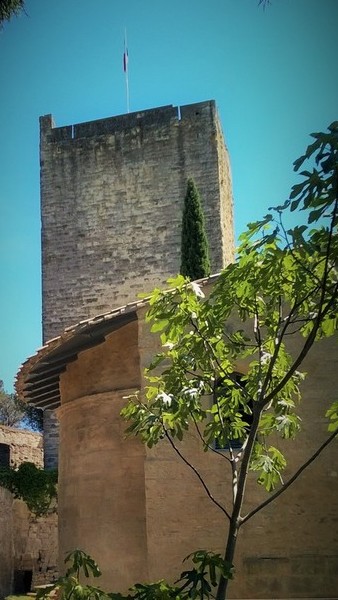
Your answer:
[0,443,10,467]
[13,570,33,594]
[214,373,252,450]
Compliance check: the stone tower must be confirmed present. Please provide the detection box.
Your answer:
[39,100,234,467]
[40,101,234,341]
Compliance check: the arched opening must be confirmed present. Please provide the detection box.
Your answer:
[0,443,10,467]
[13,569,33,594]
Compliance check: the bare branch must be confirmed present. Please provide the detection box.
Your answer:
[241,428,338,525]
[163,429,231,520]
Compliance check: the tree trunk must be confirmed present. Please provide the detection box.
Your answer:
[215,517,239,600]
[216,410,262,600]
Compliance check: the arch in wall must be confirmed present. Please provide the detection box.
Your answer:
[0,443,10,467]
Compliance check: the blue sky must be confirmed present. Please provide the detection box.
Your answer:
[0,0,337,391]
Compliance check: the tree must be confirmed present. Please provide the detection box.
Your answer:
[123,123,338,599]
[0,380,43,431]
[0,0,25,25]
[0,380,24,427]
[180,178,211,280]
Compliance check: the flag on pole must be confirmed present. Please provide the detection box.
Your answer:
[123,29,130,113]
[123,36,128,73]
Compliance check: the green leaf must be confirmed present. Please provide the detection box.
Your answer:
[293,154,306,171]
[326,402,338,433]
[308,207,325,224]
[250,444,286,492]
[290,198,301,211]
[150,319,169,333]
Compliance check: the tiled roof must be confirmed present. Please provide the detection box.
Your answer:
[15,298,147,409]
[15,275,219,409]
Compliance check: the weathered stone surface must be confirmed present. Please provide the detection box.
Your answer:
[40,101,234,343]
[43,410,59,470]
[0,424,43,465]
[0,426,58,594]
[40,101,234,470]
[0,486,13,598]
[56,320,146,590]
[54,300,338,598]
[138,303,338,598]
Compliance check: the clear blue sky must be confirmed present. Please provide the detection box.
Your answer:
[0,0,337,391]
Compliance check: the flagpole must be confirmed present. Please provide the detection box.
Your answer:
[124,28,130,113]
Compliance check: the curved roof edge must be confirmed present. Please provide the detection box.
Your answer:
[15,275,219,410]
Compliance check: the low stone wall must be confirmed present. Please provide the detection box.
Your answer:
[0,426,58,598]
[12,498,58,588]
[0,424,43,467]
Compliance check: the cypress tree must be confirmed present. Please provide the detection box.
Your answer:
[180,178,211,280]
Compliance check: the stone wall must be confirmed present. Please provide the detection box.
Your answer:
[43,410,59,470]
[57,320,146,590]
[54,306,338,598]
[0,425,43,467]
[0,426,58,597]
[12,499,58,588]
[40,101,234,342]
[138,304,338,598]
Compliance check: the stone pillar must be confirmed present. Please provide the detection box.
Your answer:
[43,410,59,469]
[57,390,148,591]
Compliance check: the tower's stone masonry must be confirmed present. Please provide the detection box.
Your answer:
[40,101,234,342]
[43,409,59,470]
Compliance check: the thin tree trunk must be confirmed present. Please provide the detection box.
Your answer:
[215,517,239,600]
[216,409,262,600]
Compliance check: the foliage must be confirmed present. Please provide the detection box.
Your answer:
[0,380,43,431]
[180,179,211,281]
[0,380,25,427]
[37,549,232,600]
[37,550,109,600]
[22,403,44,431]
[123,123,338,599]
[174,551,233,599]
[0,0,25,25]
[0,461,58,516]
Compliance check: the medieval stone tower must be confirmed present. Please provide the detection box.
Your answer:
[40,100,234,341]
[40,100,234,467]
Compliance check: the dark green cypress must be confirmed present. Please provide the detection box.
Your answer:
[180,178,211,280]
